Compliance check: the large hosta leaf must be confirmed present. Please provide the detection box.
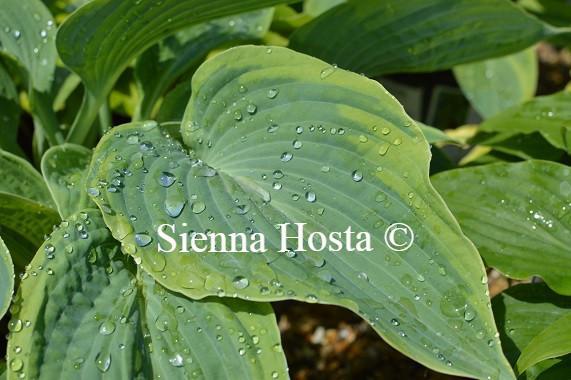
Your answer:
[453,48,538,119]
[479,91,571,153]
[289,0,558,77]
[492,284,571,379]
[432,161,571,295]
[0,236,14,319]
[56,0,292,143]
[7,210,287,379]
[0,0,57,93]
[41,144,94,219]
[134,9,274,120]
[87,46,513,379]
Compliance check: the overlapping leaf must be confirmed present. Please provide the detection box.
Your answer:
[0,61,22,156]
[479,91,571,153]
[0,150,59,267]
[87,46,514,379]
[492,284,571,378]
[0,0,57,92]
[454,48,538,119]
[432,161,571,295]
[134,9,274,120]
[41,144,94,219]
[289,0,559,77]
[7,210,287,379]
[56,0,292,143]
[0,236,14,320]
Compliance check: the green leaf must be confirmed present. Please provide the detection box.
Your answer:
[0,149,54,207]
[472,132,565,162]
[156,83,192,123]
[134,9,274,120]
[454,48,538,119]
[87,46,514,379]
[516,313,571,375]
[417,123,459,144]
[7,210,287,379]
[289,0,559,77]
[0,61,23,157]
[304,0,345,17]
[492,283,571,364]
[480,91,571,153]
[519,0,571,27]
[0,0,57,93]
[492,284,571,380]
[432,161,571,295]
[41,144,94,219]
[56,0,292,144]
[0,235,14,320]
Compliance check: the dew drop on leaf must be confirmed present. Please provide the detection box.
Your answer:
[158,172,176,187]
[232,276,250,289]
[134,233,152,247]
[352,170,363,182]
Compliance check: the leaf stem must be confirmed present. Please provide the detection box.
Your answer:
[29,90,64,147]
[66,91,101,145]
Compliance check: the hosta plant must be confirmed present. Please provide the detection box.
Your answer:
[1,0,571,379]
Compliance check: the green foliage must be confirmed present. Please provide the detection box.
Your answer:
[1,0,571,379]
[433,161,571,295]
[289,0,561,77]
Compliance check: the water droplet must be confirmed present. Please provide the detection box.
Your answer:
[87,187,100,196]
[296,126,304,134]
[320,64,337,79]
[135,233,152,247]
[280,152,293,162]
[292,140,303,149]
[352,170,363,182]
[192,201,206,214]
[10,358,23,372]
[232,276,250,289]
[13,30,21,40]
[267,88,279,99]
[246,104,257,115]
[390,318,400,326]
[357,272,369,281]
[233,110,243,121]
[169,353,184,367]
[359,135,368,143]
[95,352,111,373]
[273,170,284,179]
[305,191,316,203]
[165,199,186,218]
[99,320,116,335]
[158,172,176,187]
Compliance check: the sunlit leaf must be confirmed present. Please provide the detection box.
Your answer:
[87,46,514,379]
[7,210,288,379]
[41,143,94,219]
[479,91,571,153]
[454,48,538,119]
[432,161,571,295]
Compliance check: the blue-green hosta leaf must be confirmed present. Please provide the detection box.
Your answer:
[0,149,54,207]
[516,313,571,376]
[56,0,292,144]
[417,123,459,145]
[6,210,287,379]
[0,0,56,92]
[492,284,571,379]
[289,0,560,77]
[41,144,94,219]
[0,61,23,156]
[432,161,571,295]
[0,236,14,319]
[479,91,571,153]
[454,48,538,119]
[87,46,514,379]
[134,9,274,120]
